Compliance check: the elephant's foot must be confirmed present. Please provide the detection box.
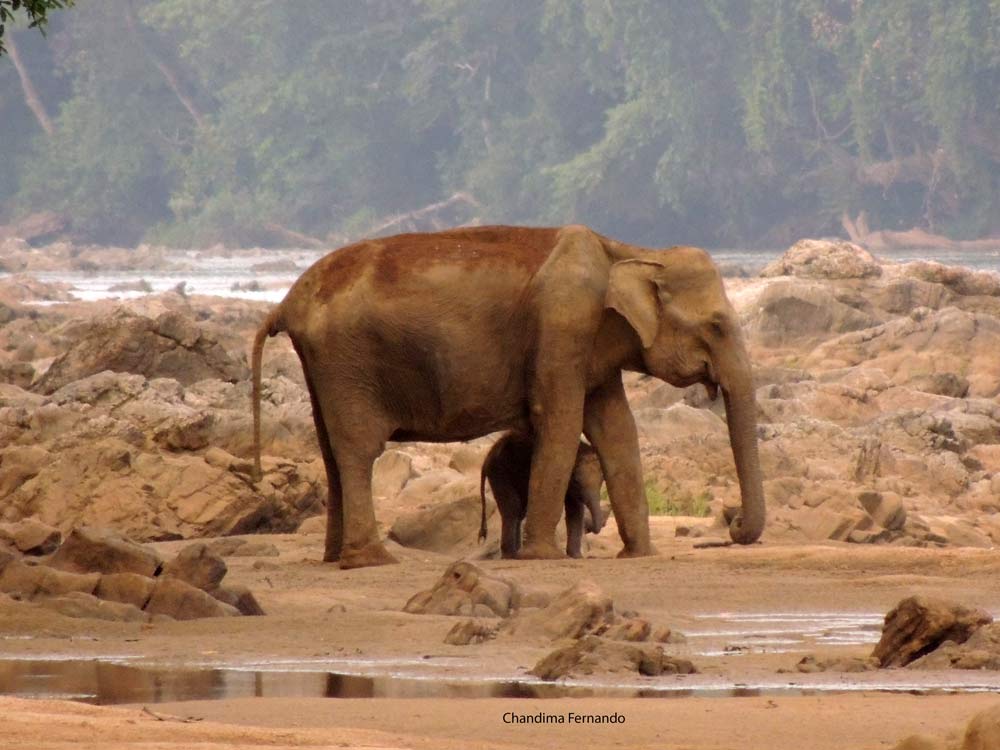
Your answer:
[338,541,399,569]
[616,542,658,558]
[516,540,566,560]
[322,549,341,563]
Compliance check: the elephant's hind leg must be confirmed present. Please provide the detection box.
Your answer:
[302,371,344,562]
[313,382,398,569]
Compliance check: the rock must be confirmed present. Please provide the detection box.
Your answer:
[962,704,1000,750]
[206,538,280,557]
[908,623,1000,670]
[0,560,99,599]
[203,446,254,475]
[529,636,697,680]
[404,562,521,618]
[905,372,970,398]
[806,307,1000,399]
[372,449,415,497]
[94,572,157,609]
[388,489,484,554]
[297,516,325,535]
[447,444,487,476]
[891,736,946,750]
[0,211,70,244]
[444,619,500,645]
[36,591,147,623]
[0,446,50,497]
[502,580,614,641]
[0,518,61,555]
[857,491,907,531]
[144,577,240,620]
[208,584,265,616]
[153,412,215,451]
[761,238,882,280]
[161,542,227,591]
[634,404,727,445]
[48,527,163,577]
[792,654,879,673]
[872,596,993,667]
[744,278,878,348]
[601,617,653,642]
[32,308,248,395]
[903,260,1000,298]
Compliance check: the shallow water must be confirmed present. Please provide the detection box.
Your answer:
[3,656,1000,706]
[686,612,885,656]
[6,246,999,304]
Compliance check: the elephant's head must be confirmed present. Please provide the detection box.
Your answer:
[605,248,765,544]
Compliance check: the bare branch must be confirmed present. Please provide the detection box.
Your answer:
[6,33,54,135]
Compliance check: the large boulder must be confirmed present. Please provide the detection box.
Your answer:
[403,561,523,618]
[761,238,882,280]
[962,704,1000,750]
[144,577,240,620]
[388,473,486,553]
[872,596,993,667]
[161,543,227,591]
[806,307,1000,398]
[0,518,61,555]
[502,580,614,641]
[0,560,99,599]
[94,572,157,609]
[47,527,163,577]
[743,278,878,348]
[36,591,148,623]
[908,623,1000,671]
[32,308,248,395]
[529,635,696,680]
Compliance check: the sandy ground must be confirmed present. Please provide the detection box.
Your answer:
[2,518,1000,749]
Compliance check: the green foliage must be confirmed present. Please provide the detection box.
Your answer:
[0,0,74,55]
[643,479,713,518]
[1,0,997,244]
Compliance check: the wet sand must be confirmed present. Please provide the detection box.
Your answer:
[2,520,999,748]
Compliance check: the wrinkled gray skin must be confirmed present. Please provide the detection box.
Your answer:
[252,224,765,569]
[479,433,607,559]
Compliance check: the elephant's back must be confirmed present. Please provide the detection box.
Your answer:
[288,225,559,308]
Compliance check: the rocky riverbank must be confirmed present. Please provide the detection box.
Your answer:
[2,237,998,555]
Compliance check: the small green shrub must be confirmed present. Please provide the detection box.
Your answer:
[645,480,713,517]
[600,480,713,517]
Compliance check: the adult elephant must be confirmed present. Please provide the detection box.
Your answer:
[252,225,764,568]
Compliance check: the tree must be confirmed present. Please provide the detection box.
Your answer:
[0,0,74,55]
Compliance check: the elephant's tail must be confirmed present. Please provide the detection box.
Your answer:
[252,306,286,482]
[478,465,489,544]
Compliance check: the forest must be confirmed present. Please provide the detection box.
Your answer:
[1,0,998,248]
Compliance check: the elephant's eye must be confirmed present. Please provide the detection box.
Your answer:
[709,321,725,337]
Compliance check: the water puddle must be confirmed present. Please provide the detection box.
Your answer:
[2,657,1000,706]
[685,611,884,656]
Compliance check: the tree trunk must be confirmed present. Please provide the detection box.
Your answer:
[122,1,206,129]
[6,34,54,136]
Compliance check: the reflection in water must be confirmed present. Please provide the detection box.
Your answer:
[2,658,999,706]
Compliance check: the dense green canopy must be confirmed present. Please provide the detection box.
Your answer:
[1,0,998,246]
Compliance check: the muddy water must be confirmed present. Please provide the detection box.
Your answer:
[3,657,1000,706]
[3,611,999,705]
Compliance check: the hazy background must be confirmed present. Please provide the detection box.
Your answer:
[1,0,998,248]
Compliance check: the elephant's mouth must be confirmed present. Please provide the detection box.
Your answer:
[703,380,719,401]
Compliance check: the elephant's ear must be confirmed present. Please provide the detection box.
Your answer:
[605,260,665,349]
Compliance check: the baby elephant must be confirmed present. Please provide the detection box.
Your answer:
[479,433,607,559]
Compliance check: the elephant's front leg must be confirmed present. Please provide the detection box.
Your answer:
[518,388,585,560]
[584,375,654,557]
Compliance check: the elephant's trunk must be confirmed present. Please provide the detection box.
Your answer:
[719,353,766,545]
